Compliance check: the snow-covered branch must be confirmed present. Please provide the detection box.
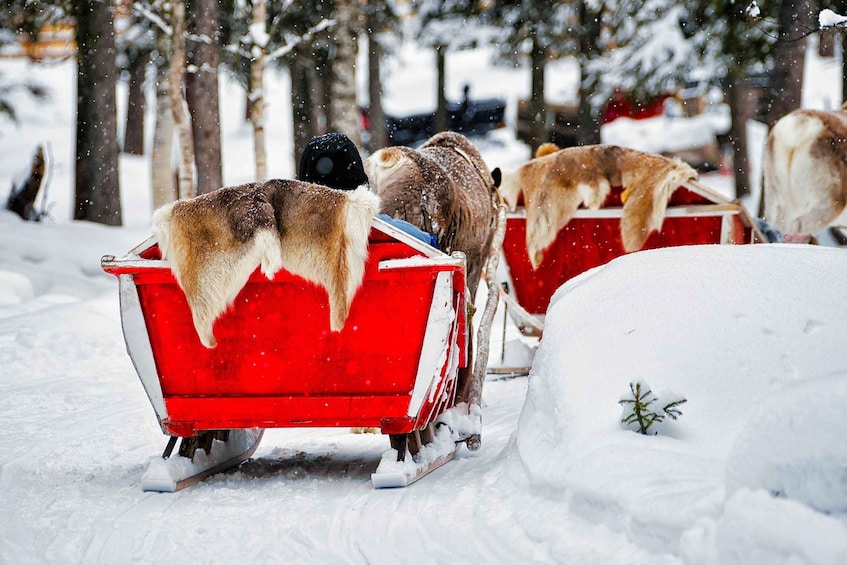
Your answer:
[819,9,847,30]
[266,18,335,62]
[132,4,172,37]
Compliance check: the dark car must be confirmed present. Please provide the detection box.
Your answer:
[363,95,507,147]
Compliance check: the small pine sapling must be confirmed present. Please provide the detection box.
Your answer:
[619,379,687,435]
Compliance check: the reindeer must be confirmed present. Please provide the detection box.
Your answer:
[762,103,847,242]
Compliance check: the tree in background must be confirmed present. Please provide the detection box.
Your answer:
[485,0,573,154]
[586,0,778,198]
[363,0,400,152]
[186,0,224,193]
[169,0,196,199]
[73,0,122,225]
[763,0,812,128]
[117,11,156,156]
[413,0,493,135]
[328,0,363,146]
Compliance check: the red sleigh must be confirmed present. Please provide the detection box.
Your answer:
[498,181,764,340]
[102,218,480,491]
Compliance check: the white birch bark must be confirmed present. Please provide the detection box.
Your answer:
[250,0,268,180]
[151,64,176,209]
[169,0,195,199]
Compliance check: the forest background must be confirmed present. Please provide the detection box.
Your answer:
[1,0,846,227]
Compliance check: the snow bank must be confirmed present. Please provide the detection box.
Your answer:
[510,244,847,559]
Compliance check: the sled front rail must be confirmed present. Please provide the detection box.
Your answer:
[102,220,467,438]
[501,181,761,321]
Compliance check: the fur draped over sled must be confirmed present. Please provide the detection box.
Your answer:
[496,144,698,268]
[363,131,499,299]
[762,103,847,236]
[152,180,380,348]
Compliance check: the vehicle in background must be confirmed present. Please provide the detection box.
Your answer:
[362,88,507,147]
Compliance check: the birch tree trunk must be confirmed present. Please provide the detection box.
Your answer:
[328,0,362,146]
[151,63,176,209]
[250,0,268,180]
[169,0,196,200]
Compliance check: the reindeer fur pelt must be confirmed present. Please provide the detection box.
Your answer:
[364,131,499,299]
[152,180,380,348]
[763,103,847,236]
[497,143,698,268]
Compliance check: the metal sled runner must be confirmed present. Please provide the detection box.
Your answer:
[102,218,478,491]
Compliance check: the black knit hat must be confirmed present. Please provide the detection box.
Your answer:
[297,132,368,191]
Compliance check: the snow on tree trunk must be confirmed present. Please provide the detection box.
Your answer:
[250,0,268,181]
[328,0,362,147]
[186,0,223,195]
[152,63,177,209]
[73,0,122,225]
[169,0,196,200]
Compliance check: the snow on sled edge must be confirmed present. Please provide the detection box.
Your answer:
[141,428,264,492]
[371,423,459,488]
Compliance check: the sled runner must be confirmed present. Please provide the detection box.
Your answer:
[102,218,482,491]
[499,180,764,340]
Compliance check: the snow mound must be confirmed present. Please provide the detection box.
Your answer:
[725,372,847,513]
[510,244,847,556]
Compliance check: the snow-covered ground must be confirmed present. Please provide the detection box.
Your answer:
[1,41,846,564]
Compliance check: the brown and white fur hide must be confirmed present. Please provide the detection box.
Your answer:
[364,131,499,299]
[762,103,847,238]
[152,180,379,348]
[497,144,698,268]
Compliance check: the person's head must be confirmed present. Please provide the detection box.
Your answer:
[298,132,368,190]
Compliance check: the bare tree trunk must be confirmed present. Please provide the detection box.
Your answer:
[725,69,751,199]
[575,0,602,146]
[528,38,547,155]
[366,14,386,152]
[290,55,315,166]
[170,0,196,199]
[74,0,121,225]
[186,0,223,194]
[765,0,810,127]
[152,63,177,209]
[123,54,147,155]
[434,45,448,134]
[250,0,268,180]
[328,0,362,146]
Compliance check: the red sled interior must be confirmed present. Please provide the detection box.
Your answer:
[102,219,467,438]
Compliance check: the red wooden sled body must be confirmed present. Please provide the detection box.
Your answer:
[500,181,762,337]
[102,218,472,490]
